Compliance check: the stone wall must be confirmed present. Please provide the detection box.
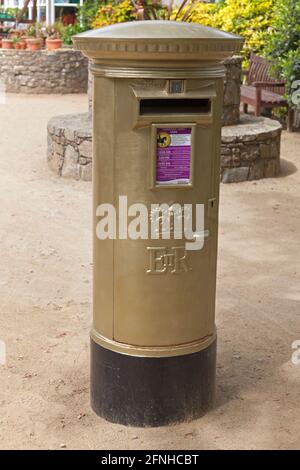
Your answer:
[47,114,281,184]
[47,113,92,180]
[222,56,242,126]
[48,56,275,184]
[221,115,282,183]
[0,48,88,94]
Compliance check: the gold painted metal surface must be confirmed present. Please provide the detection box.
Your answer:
[89,64,227,79]
[91,327,217,358]
[74,21,243,357]
[73,20,243,63]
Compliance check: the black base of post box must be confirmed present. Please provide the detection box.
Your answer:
[91,338,216,427]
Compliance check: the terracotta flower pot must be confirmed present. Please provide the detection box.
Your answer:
[2,39,14,50]
[0,39,2,49]
[26,38,43,51]
[46,38,62,51]
[14,41,27,50]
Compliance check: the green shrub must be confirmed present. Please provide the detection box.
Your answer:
[265,0,300,106]
[62,23,86,45]
[266,0,300,60]
[78,0,104,30]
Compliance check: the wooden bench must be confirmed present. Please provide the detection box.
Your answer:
[241,53,294,131]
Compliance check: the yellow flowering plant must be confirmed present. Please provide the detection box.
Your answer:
[91,0,169,29]
[90,0,277,68]
[92,1,137,28]
[176,0,277,65]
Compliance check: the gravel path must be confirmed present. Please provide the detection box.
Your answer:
[0,93,299,449]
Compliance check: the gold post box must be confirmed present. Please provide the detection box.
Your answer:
[74,21,243,427]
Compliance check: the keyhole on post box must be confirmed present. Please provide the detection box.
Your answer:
[208,198,216,217]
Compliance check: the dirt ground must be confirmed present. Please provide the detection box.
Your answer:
[0,93,299,450]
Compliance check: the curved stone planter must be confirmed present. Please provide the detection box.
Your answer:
[47,113,92,180]
[47,113,281,184]
[0,48,88,93]
[47,56,243,181]
[221,115,282,183]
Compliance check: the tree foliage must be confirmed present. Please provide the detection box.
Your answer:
[265,0,300,104]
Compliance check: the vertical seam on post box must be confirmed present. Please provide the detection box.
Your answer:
[92,69,96,341]
[112,78,116,341]
[208,94,215,335]
[209,77,223,333]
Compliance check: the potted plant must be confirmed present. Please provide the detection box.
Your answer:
[25,22,45,51]
[26,37,43,51]
[46,22,64,50]
[13,36,26,50]
[2,38,14,49]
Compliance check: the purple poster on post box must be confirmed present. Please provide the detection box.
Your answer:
[156,128,191,185]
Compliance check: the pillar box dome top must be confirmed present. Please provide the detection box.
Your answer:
[73,20,243,64]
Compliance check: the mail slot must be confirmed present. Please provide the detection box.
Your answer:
[139,98,211,115]
[74,21,243,427]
